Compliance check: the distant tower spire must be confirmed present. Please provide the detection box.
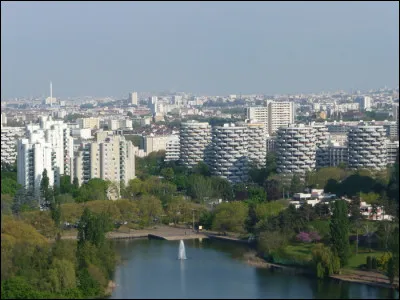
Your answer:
[50,81,53,107]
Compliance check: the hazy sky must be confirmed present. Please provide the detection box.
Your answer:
[1,1,399,98]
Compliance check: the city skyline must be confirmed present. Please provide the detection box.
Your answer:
[1,1,399,99]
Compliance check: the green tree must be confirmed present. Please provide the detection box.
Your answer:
[76,178,109,202]
[330,200,351,267]
[289,175,304,195]
[211,177,234,201]
[212,201,248,233]
[40,169,53,208]
[387,226,399,284]
[312,243,340,278]
[137,195,163,226]
[160,167,174,181]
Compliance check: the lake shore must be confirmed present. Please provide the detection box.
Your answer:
[243,251,398,290]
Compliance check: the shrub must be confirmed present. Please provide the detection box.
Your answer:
[366,256,372,270]
[371,257,377,270]
[377,252,392,271]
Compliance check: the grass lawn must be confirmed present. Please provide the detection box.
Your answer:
[283,243,314,262]
[346,249,385,269]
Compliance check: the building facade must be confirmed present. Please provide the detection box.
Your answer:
[73,134,135,187]
[347,124,387,170]
[267,101,295,135]
[276,124,316,174]
[211,124,249,183]
[1,126,25,165]
[77,117,100,129]
[165,135,180,161]
[179,121,211,168]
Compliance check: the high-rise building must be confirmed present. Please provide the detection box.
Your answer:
[17,116,73,196]
[355,96,372,111]
[129,92,138,105]
[327,145,348,167]
[267,101,295,135]
[17,137,54,197]
[1,112,7,126]
[165,135,180,161]
[246,107,268,133]
[347,124,387,170]
[73,134,135,188]
[238,120,267,168]
[179,121,211,168]
[211,123,249,183]
[385,140,399,165]
[1,126,25,165]
[276,124,316,174]
[312,122,330,168]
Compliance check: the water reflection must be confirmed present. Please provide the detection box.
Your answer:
[111,239,398,299]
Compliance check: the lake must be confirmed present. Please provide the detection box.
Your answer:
[111,238,398,299]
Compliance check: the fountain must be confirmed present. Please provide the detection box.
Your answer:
[178,240,187,260]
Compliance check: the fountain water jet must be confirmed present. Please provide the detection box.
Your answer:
[178,240,187,260]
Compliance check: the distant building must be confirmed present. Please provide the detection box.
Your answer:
[129,92,138,105]
[143,135,171,154]
[267,101,295,135]
[355,96,372,111]
[73,134,135,188]
[77,117,100,129]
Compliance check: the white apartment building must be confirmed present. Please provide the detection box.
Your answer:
[18,117,74,194]
[106,119,119,130]
[268,101,296,135]
[165,135,180,161]
[77,117,100,129]
[73,134,135,188]
[211,124,249,183]
[276,124,316,174]
[246,102,295,136]
[130,92,138,105]
[210,121,266,183]
[17,137,54,197]
[1,112,7,125]
[238,120,267,168]
[246,107,268,133]
[180,121,212,168]
[348,124,387,170]
[143,135,172,154]
[386,140,399,165]
[1,126,25,165]
[71,128,92,140]
[312,122,330,168]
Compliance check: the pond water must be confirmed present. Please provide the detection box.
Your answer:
[111,238,398,299]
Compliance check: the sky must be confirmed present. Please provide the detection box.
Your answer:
[1,1,399,98]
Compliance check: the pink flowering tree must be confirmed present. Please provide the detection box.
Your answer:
[296,231,312,243]
[309,231,321,242]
